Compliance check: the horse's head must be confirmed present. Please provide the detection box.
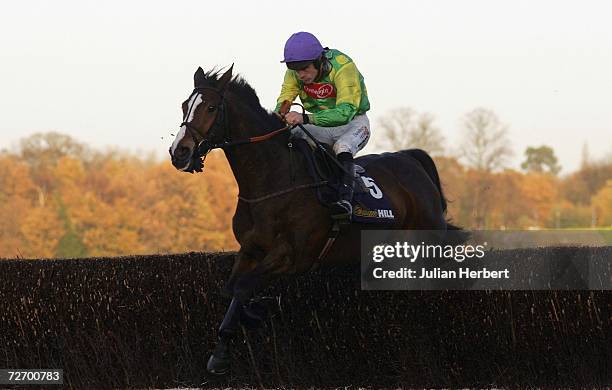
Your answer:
[169,65,233,172]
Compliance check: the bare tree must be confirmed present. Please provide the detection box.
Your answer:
[459,108,512,172]
[459,108,513,228]
[377,107,445,155]
[580,142,591,169]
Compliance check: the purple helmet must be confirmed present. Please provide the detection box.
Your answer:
[281,32,324,70]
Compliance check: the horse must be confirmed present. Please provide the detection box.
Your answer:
[169,65,463,375]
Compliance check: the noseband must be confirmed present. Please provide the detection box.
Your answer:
[181,86,229,159]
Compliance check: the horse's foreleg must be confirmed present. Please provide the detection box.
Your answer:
[208,243,292,375]
[208,246,258,376]
[208,294,269,375]
[207,297,240,375]
[224,247,259,300]
[218,297,242,338]
[232,241,293,302]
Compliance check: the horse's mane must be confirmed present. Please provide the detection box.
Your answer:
[200,68,282,128]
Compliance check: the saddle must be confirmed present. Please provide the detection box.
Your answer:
[290,137,396,225]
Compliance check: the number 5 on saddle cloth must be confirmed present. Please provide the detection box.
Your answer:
[289,133,396,226]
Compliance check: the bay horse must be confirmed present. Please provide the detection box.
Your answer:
[169,66,462,375]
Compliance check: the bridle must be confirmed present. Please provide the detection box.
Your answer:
[180,86,230,160]
[175,85,292,172]
[175,89,339,262]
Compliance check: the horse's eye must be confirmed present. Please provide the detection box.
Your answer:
[208,105,217,112]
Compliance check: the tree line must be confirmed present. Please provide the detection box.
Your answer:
[377,107,610,230]
[0,132,238,259]
[0,122,610,259]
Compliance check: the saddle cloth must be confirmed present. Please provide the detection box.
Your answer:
[293,139,396,225]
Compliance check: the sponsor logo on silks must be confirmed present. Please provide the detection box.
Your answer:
[303,83,336,99]
[354,205,377,218]
[377,209,395,219]
[354,205,395,219]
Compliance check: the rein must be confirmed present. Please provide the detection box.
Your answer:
[211,124,292,149]
[184,88,293,155]
[181,95,325,204]
[234,125,331,204]
[179,89,342,262]
[237,181,327,204]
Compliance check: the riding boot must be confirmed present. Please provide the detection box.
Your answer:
[330,153,355,221]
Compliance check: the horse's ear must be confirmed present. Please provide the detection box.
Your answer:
[217,64,234,91]
[194,67,206,87]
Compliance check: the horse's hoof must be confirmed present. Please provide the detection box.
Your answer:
[206,354,230,375]
[206,341,231,375]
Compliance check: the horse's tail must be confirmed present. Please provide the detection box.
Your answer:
[402,149,469,241]
[402,149,447,213]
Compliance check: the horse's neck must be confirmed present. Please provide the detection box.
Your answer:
[222,105,296,198]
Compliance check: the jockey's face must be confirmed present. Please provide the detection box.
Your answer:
[296,63,318,84]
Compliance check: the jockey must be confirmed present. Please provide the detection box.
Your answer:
[275,31,371,221]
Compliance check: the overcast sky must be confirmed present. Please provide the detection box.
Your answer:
[1,0,610,174]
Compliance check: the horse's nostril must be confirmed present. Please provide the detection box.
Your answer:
[175,146,190,159]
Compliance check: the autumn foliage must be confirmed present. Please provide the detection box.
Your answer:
[437,155,610,230]
[1,133,238,259]
[0,132,610,259]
